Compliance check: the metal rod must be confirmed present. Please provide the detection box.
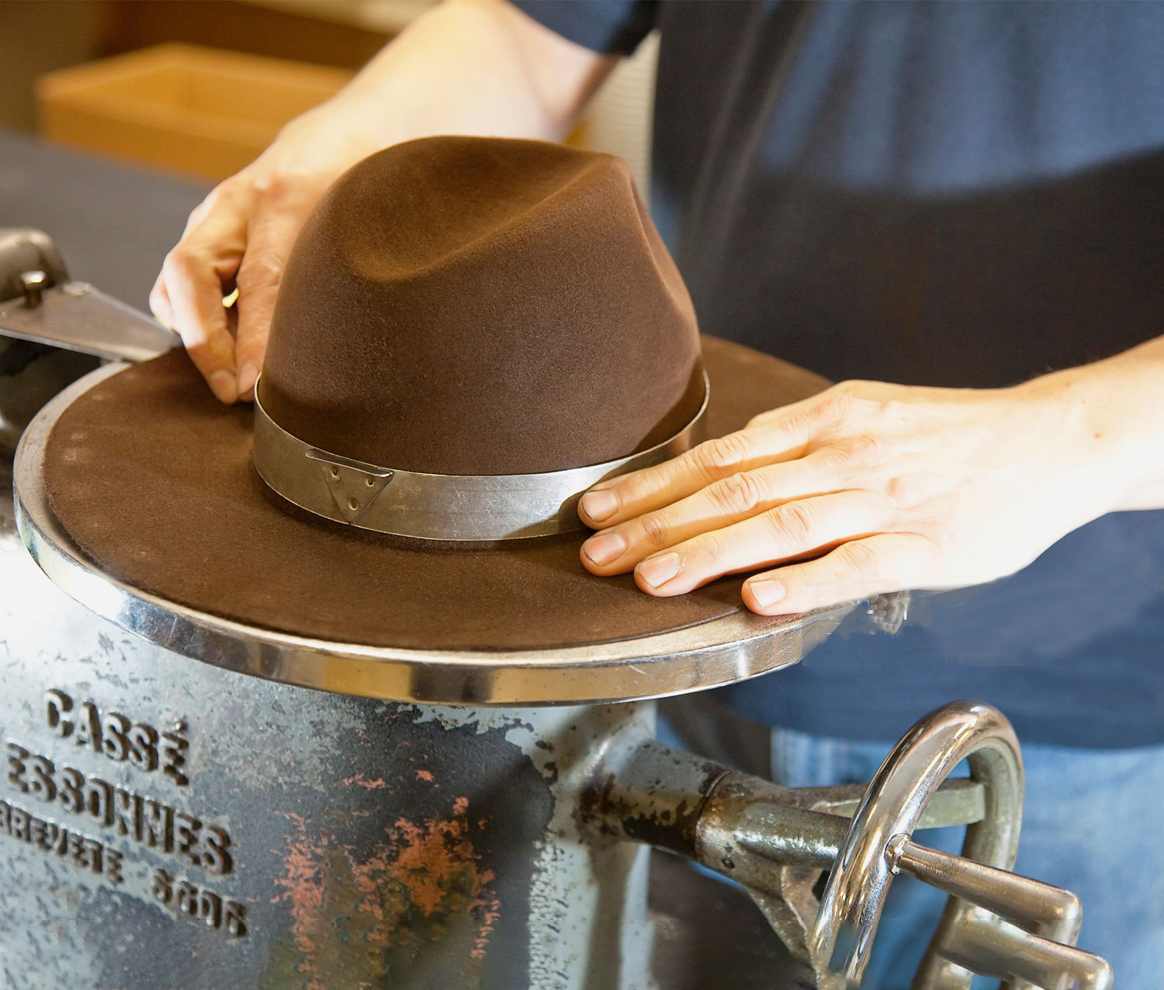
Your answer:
[582,739,989,881]
[895,839,1082,945]
[938,909,1113,990]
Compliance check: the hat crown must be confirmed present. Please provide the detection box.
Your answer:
[260,136,702,475]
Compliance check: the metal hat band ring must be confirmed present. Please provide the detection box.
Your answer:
[252,373,709,542]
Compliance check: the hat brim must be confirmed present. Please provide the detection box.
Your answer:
[27,336,837,699]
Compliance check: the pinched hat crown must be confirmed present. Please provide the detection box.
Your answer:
[258,136,704,479]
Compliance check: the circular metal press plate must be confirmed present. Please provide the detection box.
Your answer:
[14,366,852,706]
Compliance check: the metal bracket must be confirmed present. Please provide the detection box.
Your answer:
[305,450,393,524]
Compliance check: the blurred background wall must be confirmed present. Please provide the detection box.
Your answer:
[0,0,656,193]
[0,0,106,132]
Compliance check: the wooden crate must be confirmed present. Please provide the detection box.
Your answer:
[37,43,352,182]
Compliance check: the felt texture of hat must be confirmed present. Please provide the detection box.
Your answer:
[260,136,705,476]
[43,338,828,651]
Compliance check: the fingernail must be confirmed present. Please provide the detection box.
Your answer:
[582,532,626,567]
[580,490,618,523]
[237,363,259,397]
[748,579,786,608]
[209,370,238,404]
[637,552,681,589]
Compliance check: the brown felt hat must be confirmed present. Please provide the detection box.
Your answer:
[42,137,829,654]
[261,136,705,476]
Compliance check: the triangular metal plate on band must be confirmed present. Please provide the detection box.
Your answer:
[305,450,394,525]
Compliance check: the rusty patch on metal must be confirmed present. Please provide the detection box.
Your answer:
[578,752,727,858]
[263,798,500,989]
[339,774,391,790]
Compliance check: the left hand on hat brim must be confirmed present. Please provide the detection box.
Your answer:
[576,369,1155,616]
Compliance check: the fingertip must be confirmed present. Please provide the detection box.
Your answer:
[743,580,801,617]
[634,552,682,594]
[632,569,663,596]
[744,577,786,610]
[236,363,259,401]
[234,321,271,398]
[209,370,239,405]
[578,489,618,526]
[149,286,174,329]
[580,531,628,572]
[579,543,604,576]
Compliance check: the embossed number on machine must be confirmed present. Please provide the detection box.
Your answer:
[152,869,247,938]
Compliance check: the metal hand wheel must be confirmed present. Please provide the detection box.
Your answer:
[588,699,1114,990]
[811,700,1114,990]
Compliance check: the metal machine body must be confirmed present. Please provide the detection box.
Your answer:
[0,542,656,989]
[0,229,1114,989]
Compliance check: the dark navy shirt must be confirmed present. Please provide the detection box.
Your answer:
[514,0,1164,747]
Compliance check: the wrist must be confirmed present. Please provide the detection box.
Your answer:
[1016,353,1164,514]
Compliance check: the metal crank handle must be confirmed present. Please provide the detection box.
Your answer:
[891,839,1081,947]
[813,701,1112,990]
[935,908,1113,990]
[892,841,1112,990]
[581,701,1113,990]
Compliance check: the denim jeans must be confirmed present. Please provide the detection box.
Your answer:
[769,725,1164,988]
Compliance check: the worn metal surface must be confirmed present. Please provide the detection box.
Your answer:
[3,455,824,990]
[0,490,652,988]
[252,370,709,542]
[0,277,179,364]
[648,853,816,990]
[580,736,990,974]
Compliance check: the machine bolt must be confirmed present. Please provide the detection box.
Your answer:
[19,269,48,307]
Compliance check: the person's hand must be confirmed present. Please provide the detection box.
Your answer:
[150,102,386,403]
[577,376,1135,615]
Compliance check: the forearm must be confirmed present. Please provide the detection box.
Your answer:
[1019,333,1164,513]
[332,0,615,147]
